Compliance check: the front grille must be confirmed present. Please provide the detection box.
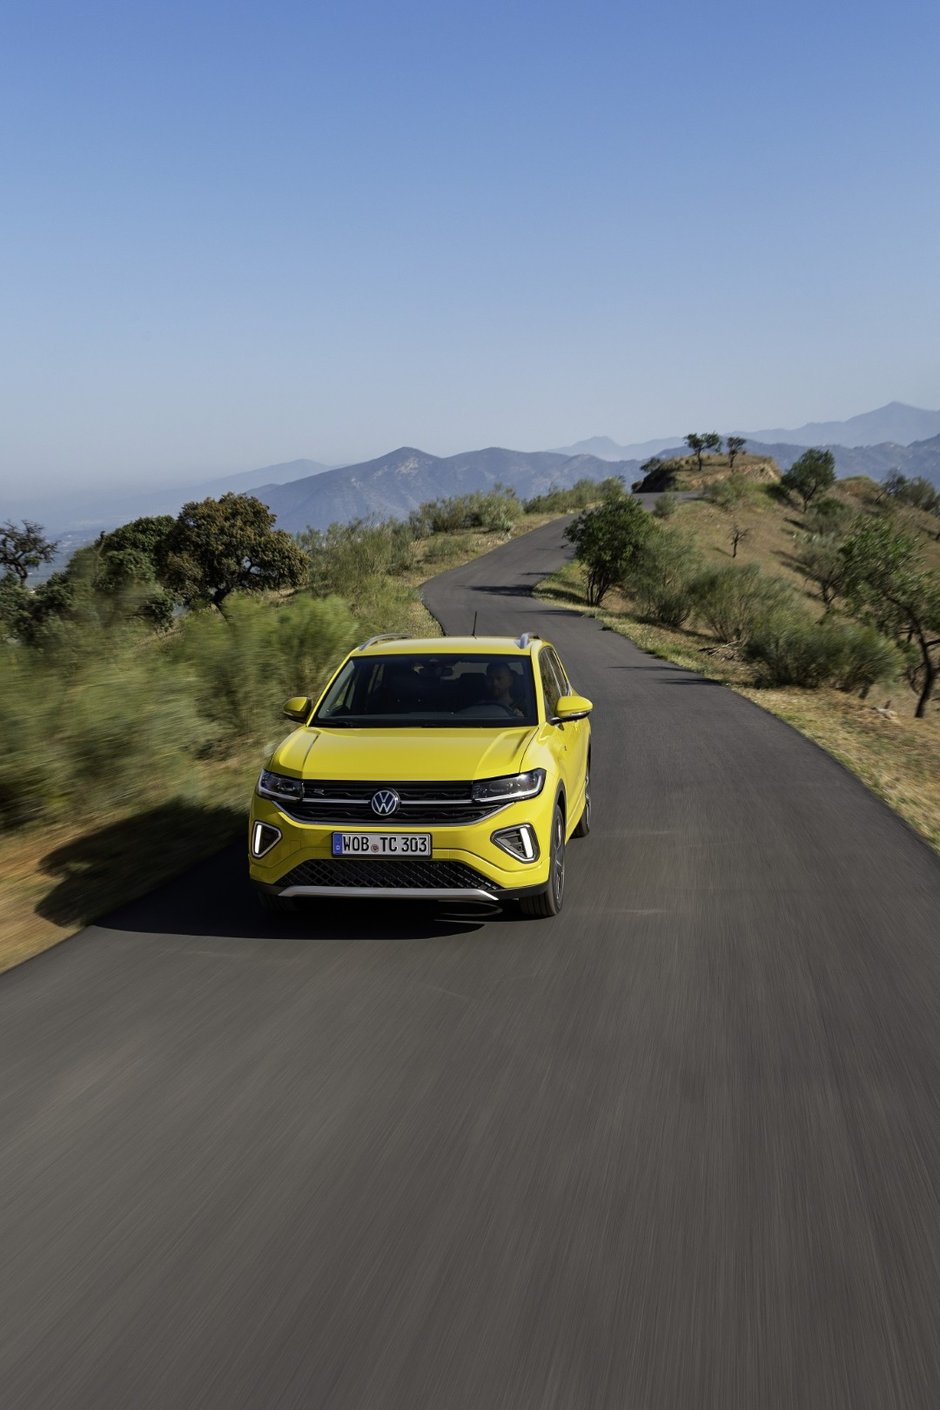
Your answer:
[279,858,502,892]
[282,780,501,826]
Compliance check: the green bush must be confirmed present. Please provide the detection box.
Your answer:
[629,530,701,628]
[691,563,795,644]
[299,519,415,601]
[0,632,208,826]
[743,618,899,690]
[829,625,900,694]
[171,594,360,741]
[409,485,522,536]
[524,477,624,514]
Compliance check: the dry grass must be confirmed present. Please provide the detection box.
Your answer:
[0,512,558,974]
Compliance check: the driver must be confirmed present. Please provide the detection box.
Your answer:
[485,661,523,716]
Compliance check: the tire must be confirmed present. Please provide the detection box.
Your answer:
[520,804,566,918]
[572,760,591,838]
[256,889,296,916]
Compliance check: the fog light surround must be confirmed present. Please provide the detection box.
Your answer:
[251,821,282,858]
[491,823,540,863]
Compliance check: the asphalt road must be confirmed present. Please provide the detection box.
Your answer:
[3,519,940,1409]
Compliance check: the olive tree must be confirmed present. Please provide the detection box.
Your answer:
[0,520,57,582]
[781,448,836,511]
[840,517,940,717]
[161,494,309,613]
[564,495,655,606]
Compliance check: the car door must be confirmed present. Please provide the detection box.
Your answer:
[545,646,589,822]
[538,647,584,826]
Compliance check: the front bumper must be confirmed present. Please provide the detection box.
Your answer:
[248,793,553,900]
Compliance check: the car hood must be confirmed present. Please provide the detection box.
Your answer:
[272,725,538,781]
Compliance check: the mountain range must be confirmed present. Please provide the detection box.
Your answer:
[553,403,940,459]
[252,434,940,536]
[254,448,634,535]
[8,406,940,563]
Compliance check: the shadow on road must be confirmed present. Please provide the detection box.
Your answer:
[35,802,244,930]
[86,844,497,942]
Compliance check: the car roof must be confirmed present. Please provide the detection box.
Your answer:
[353,634,546,657]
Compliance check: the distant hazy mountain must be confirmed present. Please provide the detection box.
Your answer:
[255,446,639,534]
[555,404,940,461]
[551,434,692,461]
[5,458,334,537]
[743,403,940,449]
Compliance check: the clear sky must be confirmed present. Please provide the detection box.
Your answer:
[2,0,939,495]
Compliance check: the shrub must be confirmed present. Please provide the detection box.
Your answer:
[831,626,900,694]
[409,486,522,536]
[629,530,701,628]
[525,477,624,514]
[0,631,208,826]
[743,617,899,690]
[300,519,415,601]
[653,492,678,519]
[171,593,360,742]
[690,564,795,644]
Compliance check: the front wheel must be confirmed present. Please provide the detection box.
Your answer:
[520,804,566,918]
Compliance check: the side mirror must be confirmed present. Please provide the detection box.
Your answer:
[283,696,312,722]
[553,693,593,722]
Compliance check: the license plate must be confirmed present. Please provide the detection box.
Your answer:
[331,832,432,857]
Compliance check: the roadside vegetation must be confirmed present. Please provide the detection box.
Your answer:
[540,446,940,850]
[0,484,551,970]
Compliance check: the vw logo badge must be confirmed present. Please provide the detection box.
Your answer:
[371,788,400,817]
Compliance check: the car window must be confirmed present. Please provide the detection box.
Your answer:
[546,648,570,696]
[538,649,566,718]
[313,654,538,727]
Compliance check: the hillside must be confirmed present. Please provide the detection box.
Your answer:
[632,451,781,494]
[637,436,940,488]
[538,478,940,848]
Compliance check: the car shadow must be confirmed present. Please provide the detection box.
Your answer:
[36,803,495,941]
[35,801,245,930]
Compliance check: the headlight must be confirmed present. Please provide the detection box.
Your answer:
[257,769,304,804]
[471,769,545,803]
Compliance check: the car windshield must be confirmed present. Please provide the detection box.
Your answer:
[313,653,538,728]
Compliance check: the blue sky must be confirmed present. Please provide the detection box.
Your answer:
[2,0,939,493]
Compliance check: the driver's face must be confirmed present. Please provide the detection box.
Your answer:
[486,665,514,698]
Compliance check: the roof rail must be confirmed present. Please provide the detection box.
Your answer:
[515,632,541,650]
[356,632,413,651]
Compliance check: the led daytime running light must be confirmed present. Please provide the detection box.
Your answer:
[471,769,545,804]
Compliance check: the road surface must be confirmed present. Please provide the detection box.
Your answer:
[2,518,939,1409]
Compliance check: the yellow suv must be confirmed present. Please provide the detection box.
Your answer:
[249,633,593,918]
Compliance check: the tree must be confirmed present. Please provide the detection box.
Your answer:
[685,433,721,473]
[161,494,309,612]
[794,534,846,614]
[685,434,705,474]
[564,496,655,606]
[726,435,746,470]
[0,520,57,582]
[781,448,836,511]
[71,515,180,628]
[704,473,754,558]
[839,517,940,717]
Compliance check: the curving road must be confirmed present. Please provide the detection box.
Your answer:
[2,518,940,1409]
